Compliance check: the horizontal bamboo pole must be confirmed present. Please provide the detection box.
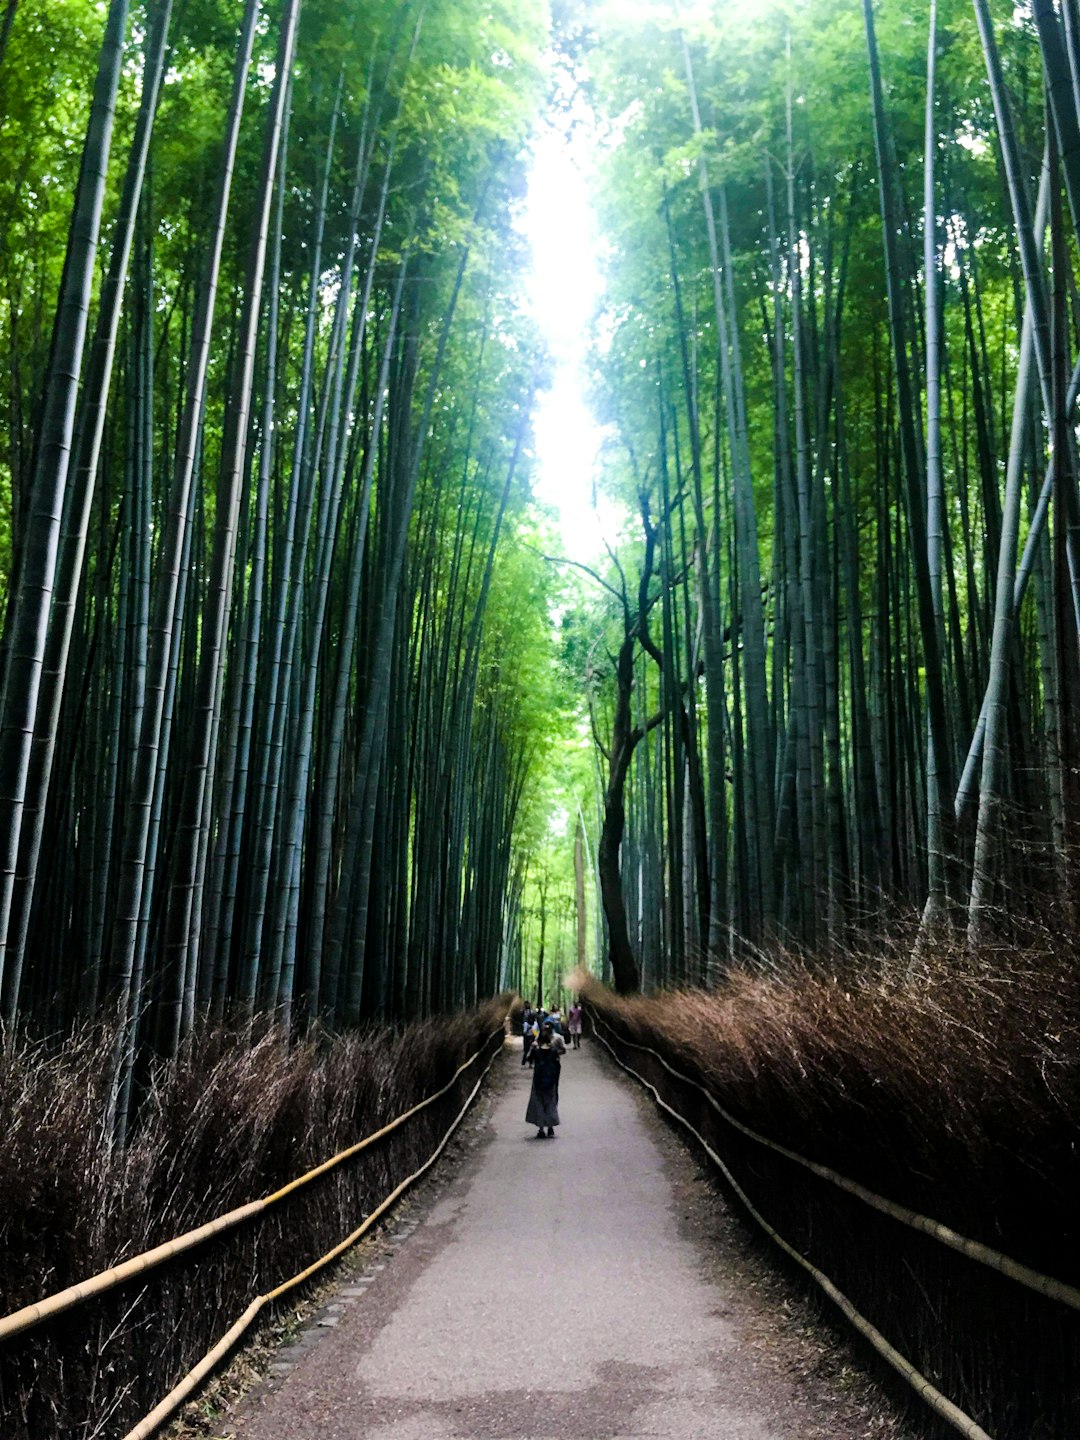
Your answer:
[590,1011,1080,1314]
[121,1037,504,1440]
[0,1026,504,1342]
[593,1024,993,1440]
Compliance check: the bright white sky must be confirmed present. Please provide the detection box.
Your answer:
[520,110,616,564]
[518,7,761,563]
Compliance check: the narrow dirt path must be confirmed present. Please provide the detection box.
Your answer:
[220,1041,910,1440]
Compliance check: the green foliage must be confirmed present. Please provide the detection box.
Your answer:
[564,0,1068,973]
[0,0,569,1036]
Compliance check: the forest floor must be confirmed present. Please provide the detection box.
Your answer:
[183,1040,916,1440]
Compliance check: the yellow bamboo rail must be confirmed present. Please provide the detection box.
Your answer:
[0,1025,504,1342]
[592,1021,994,1440]
[590,1011,1080,1313]
[120,1035,504,1440]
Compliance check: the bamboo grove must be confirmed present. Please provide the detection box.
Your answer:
[0,0,559,1104]
[575,0,1080,991]
[6,0,1080,1054]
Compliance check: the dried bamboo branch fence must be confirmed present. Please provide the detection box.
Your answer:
[588,1005,1080,1439]
[0,1016,508,1439]
[120,1032,505,1440]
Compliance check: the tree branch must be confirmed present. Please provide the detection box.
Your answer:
[541,552,625,605]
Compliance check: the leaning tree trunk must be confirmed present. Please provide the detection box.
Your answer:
[967,162,1049,940]
[598,631,643,995]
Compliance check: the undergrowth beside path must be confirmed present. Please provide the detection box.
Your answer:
[0,998,509,1439]
[578,943,1080,1439]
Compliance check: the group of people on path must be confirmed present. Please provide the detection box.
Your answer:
[521,1001,583,1140]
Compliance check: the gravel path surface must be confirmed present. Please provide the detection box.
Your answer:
[219,1040,912,1440]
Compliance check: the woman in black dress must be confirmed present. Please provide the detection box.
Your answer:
[526,1022,565,1138]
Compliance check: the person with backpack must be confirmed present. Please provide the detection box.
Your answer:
[521,1006,539,1066]
[526,1022,565,1138]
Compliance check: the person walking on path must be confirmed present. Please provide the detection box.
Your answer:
[567,1001,582,1049]
[526,1022,564,1138]
[521,1006,538,1067]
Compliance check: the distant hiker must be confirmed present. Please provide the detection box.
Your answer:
[545,1007,563,1036]
[567,1001,583,1049]
[527,1022,565,1138]
[521,1008,539,1067]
